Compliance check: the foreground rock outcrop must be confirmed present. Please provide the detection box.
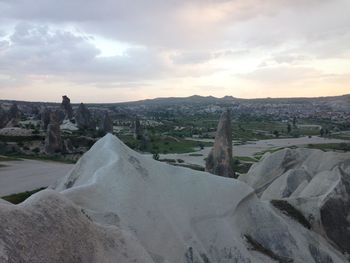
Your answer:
[205,109,235,178]
[0,190,154,263]
[1,134,347,262]
[240,148,350,258]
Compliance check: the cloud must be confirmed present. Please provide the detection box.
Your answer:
[0,0,350,100]
[239,66,324,84]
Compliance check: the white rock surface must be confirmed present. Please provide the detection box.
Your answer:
[0,135,348,262]
[240,147,350,257]
[240,148,350,195]
[60,119,78,131]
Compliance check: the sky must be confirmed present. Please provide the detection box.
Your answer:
[0,0,350,103]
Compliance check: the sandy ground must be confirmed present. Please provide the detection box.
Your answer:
[0,159,74,196]
[159,136,350,166]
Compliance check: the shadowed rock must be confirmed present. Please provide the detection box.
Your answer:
[8,103,20,120]
[40,108,51,130]
[75,103,95,130]
[0,107,8,128]
[133,117,142,140]
[45,111,62,154]
[5,103,21,127]
[98,111,113,135]
[0,190,153,263]
[61,95,73,120]
[241,147,350,256]
[205,109,235,178]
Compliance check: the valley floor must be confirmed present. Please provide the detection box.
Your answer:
[159,136,350,166]
[0,136,348,197]
[0,159,73,196]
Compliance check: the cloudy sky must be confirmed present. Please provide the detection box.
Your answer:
[0,0,349,102]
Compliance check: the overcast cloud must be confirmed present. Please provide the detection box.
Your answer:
[0,0,349,102]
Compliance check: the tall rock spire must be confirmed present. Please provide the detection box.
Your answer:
[205,109,235,178]
[61,95,73,120]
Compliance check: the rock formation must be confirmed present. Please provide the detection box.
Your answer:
[133,117,142,139]
[0,107,8,128]
[98,111,113,135]
[5,103,21,127]
[75,103,95,130]
[44,111,63,154]
[205,109,235,178]
[40,108,51,130]
[7,103,20,121]
[1,135,349,262]
[240,147,350,257]
[61,95,73,120]
[0,190,153,263]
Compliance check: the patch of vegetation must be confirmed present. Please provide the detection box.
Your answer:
[271,199,311,229]
[188,153,203,156]
[244,234,293,263]
[0,156,21,162]
[159,158,176,163]
[306,143,350,152]
[2,187,46,204]
[236,156,258,163]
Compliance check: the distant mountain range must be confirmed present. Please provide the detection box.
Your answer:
[1,94,349,111]
[115,94,350,110]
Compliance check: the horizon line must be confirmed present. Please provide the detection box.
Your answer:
[0,93,349,105]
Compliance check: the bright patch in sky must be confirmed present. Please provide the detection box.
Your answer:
[90,37,131,57]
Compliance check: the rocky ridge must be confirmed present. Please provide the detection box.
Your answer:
[0,134,348,262]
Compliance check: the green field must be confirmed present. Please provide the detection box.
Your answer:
[306,143,350,152]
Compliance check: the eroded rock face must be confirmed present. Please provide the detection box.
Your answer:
[61,95,73,120]
[0,190,154,263]
[98,111,113,135]
[44,111,62,154]
[320,165,350,255]
[205,109,235,178]
[241,147,350,257]
[75,103,95,130]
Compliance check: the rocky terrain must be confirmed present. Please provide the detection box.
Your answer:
[1,134,349,262]
[240,148,350,257]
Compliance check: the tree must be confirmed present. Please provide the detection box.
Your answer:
[152,152,159,160]
[287,123,292,134]
[273,130,280,138]
[320,128,324,137]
